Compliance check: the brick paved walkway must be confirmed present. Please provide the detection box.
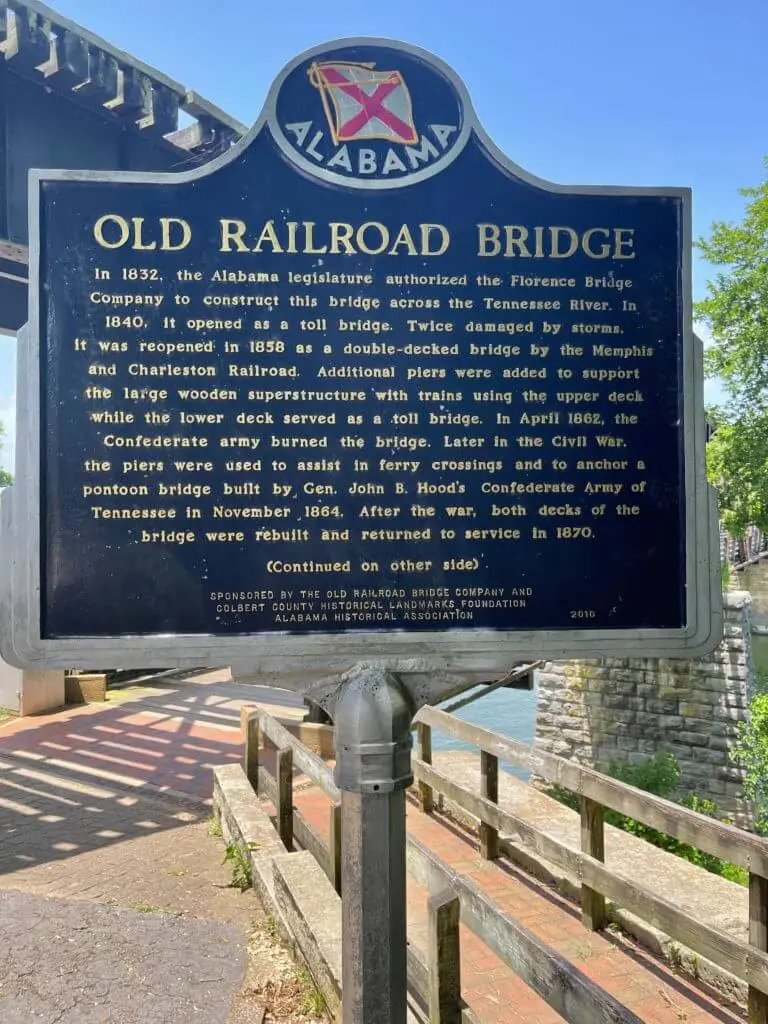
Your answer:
[0,675,317,1023]
[0,674,268,807]
[291,777,745,1023]
[0,675,747,1022]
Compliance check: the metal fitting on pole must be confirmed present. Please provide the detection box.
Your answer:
[334,664,414,795]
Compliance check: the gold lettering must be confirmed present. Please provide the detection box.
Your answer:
[421,224,450,256]
[614,228,636,259]
[253,220,285,254]
[303,222,327,254]
[94,214,130,249]
[131,217,156,251]
[477,223,501,257]
[389,223,418,256]
[356,222,389,256]
[549,226,578,259]
[581,227,611,259]
[475,224,639,259]
[160,217,192,251]
[330,222,355,254]
[219,218,249,252]
[504,225,532,257]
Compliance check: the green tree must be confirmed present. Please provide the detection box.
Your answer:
[732,672,768,836]
[706,406,768,535]
[0,420,12,488]
[696,158,768,534]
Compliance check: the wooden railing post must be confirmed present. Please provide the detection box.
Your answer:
[749,871,768,1023]
[480,751,499,860]
[580,795,607,931]
[330,801,342,895]
[416,721,434,813]
[427,889,461,1024]
[241,708,259,793]
[277,746,294,850]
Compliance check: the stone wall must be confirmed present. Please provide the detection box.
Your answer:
[535,592,753,826]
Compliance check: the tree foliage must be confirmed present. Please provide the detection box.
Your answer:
[731,671,768,836]
[696,158,768,533]
[706,406,768,535]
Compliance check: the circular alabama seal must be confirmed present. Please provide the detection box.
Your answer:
[269,38,471,189]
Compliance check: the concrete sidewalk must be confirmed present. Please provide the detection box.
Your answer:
[0,671,322,1024]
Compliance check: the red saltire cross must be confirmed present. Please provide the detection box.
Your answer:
[320,66,416,143]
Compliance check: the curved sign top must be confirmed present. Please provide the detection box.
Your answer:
[270,40,471,189]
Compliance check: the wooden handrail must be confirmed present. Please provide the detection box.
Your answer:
[251,703,768,1017]
[414,757,768,998]
[252,707,748,1019]
[407,834,642,1024]
[257,708,340,802]
[415,704,768,878]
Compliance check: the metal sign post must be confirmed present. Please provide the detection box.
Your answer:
[333,665,414,1024]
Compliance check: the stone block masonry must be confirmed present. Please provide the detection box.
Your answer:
[535,592,753,826]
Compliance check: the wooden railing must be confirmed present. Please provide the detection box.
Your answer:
[246,709,342,894]
[245,707,642,1024]
[414,705,768,1023]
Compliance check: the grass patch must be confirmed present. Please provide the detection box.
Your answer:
[296,968,326,1017]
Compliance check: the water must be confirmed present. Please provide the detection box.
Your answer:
[430,682,538,781]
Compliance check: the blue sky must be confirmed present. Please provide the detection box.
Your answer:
[1,0,765,468]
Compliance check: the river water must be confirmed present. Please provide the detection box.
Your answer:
[430,682,538,781]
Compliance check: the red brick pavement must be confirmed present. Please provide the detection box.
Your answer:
[0,693,242,803]
[0,692,746,1023]
[291,782,744,1024]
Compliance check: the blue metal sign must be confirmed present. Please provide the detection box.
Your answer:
[2,38,721,672]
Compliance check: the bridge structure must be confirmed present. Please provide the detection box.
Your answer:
[0,663,761,1021]
[0,0,246,336]
[0,0,248,713]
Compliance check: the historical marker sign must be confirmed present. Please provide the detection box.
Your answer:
[1,38,721,674]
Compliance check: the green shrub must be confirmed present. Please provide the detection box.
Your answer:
[605,750,679,799]
[731,670,768,837]
[721,560,730,590]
